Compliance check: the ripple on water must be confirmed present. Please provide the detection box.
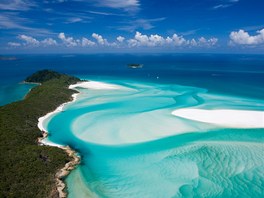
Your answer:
[45,80,264,198]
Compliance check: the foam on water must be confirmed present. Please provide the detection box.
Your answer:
[44,79,264,198]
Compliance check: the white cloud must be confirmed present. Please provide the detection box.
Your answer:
[229,29,264,45]
[7,32,218,50]
[148,34,165,46]
[128,32,218,48]
[95,0,140,11]
[190,39,197,46]
[92,33,108,45]
[82,37,96,47]
[41,38,57,46]
[117,36,125,42]
[169,34,186,46]
[87,33,117,47]
[212,0,239,9]
[197,37,218,46]
[0,13,54,36]
[128,32,176,47]
[127,39,137,47]
[18,34,40,46]
[53,0,140,11]
[8,42,21,47]
[16,35,58,47]
[213,4,231,9]
[88,10,123,16]
[134,32,150,46]
[0,0,35,11]
[65,17,83,24]
[0,14,26,29]
[118,18,166,32]
[58,32,78,46]
[208,38,218,45]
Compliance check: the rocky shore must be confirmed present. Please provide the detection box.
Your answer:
[38,131,80,198]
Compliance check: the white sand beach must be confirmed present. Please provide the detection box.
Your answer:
[37,80,124,145]
[37,93,78,146]
[172,108,264,128]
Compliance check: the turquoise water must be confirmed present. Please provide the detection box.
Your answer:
[45,78,264,198]
[1,54,263,197]
[0,83,37,106]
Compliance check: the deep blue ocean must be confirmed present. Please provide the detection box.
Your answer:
[1,54,264,197]
[1,54,264,102]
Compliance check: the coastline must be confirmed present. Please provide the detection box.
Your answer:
[33,78,264,197]
[37,80,123,197]
[21,81,42,85]
[37,89,80,198]
[0,70,86,197]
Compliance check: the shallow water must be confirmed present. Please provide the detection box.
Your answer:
[0,83,37,106]
[1,54,263,197]
[45,79,264,198]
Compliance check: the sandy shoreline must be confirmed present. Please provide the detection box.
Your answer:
[37,93,78,136]
[37,88,80,198]
[37,80,120,197]
[21,81,42,85]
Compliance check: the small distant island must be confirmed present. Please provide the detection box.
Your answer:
[0,70,81,198]
[0,56,17,61]
[127,63,143,69]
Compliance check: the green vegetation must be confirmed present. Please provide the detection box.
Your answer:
[25,69,80,84]
[0,70,80,197]
[127,63,143,68]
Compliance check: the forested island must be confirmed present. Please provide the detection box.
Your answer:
[0,70,80,197]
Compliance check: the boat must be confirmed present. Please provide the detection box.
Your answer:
[127,64,143,69]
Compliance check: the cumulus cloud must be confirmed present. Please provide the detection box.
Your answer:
[128,32,217,47]
[8,42,21,47]
[58,32,78,46]
[167,34,186,46]
[197,37,218,46]
[117,36,125,42]
[229,29,264,45]
[8,32,218,49]
[41,38,57,46]
[17,35,58,47]
[18,34,40,46]
[92,33,109,45]
[82,37,96,47]
[128,32,185,47]
[15,35,58,47]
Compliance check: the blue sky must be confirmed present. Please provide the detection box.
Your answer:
[0,0,264,53]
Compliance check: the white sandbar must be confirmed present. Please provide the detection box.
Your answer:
[172,109,264,128]
[69,81,123,90]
